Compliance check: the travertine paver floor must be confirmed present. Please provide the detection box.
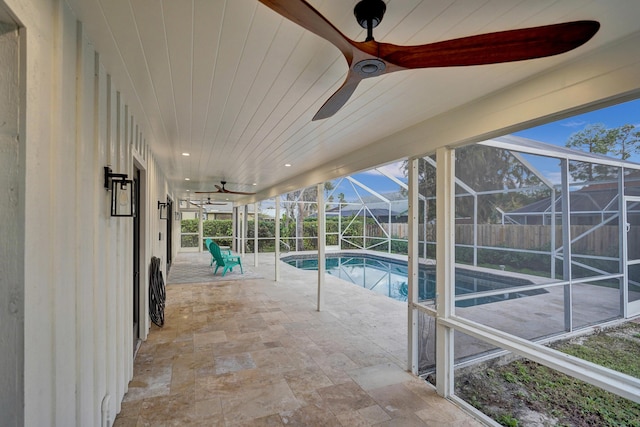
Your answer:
[114,252,483,426]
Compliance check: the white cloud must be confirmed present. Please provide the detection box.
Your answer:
[560,120,586,128]
[544,171,562,185]
[360,161,407,179]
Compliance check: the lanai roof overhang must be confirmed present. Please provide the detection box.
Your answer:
[63,0,640,206]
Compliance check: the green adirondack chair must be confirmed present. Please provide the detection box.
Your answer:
[205,238,214,266]
[208,241,243,276]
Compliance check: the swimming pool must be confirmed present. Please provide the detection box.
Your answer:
[282,253,544,307]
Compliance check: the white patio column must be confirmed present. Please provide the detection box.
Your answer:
[238,206,244,256]
[243,205,249,257]
[254,202,259,266]
[317,183,326,311]
[275,197,281,282]
[618,171,626,318]
[338,203,342,250]
[232,207,237,252]
[551,188,557,279]
[473,194,478,266]
[407,158,419,374]
[388,205,392,254]
[560,159,573,332]
[198,204,204,251]
[435,147,456,397]
[423,200,428,258]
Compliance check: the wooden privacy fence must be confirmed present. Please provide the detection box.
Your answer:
[370,223,638,257]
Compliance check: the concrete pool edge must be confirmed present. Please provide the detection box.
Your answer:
[280,250,549,306]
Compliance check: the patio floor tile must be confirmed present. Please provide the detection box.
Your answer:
[115,252,484,426]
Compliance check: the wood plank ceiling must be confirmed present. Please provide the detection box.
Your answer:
[64,0,640,202]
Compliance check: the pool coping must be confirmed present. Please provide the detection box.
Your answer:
[281,250,538,288]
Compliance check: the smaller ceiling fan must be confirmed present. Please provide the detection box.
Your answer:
[195,181,256,196]
[204,197,227,205]
[258,0,600,121]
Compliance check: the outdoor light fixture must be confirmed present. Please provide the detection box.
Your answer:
[104,166,136,217]
[158,201,168,220]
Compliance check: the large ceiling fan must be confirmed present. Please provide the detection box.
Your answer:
[195,181,256,196]
[258,0,600,121]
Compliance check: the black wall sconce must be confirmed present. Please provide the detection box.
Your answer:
[104,166,136,217]
[158,201,168,220]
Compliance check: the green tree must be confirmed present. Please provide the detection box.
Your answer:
[456,145,542,222]
[400,155,437,219]
[283,182,335,251]
[565,123,640,181]
[565,123,613,155]
[403,146,542,223]
[609,124,640,160]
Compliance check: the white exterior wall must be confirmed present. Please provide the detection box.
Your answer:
[0,0,173,425]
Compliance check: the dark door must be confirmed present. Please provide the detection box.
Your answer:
[166,197,173,272]
[133,168,141,353]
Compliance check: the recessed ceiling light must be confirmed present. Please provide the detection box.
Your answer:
[252,183,257,186]
[185,178,190,181]
[285,163,291,167]
[182,152,190,156]
[186,189,190,192]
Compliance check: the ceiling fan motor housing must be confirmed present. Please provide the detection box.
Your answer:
[354,58,386,78]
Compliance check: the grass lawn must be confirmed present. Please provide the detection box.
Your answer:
[455,321,640,427]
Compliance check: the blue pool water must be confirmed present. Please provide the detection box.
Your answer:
[282,253,544,307]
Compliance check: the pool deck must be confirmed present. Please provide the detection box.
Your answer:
[277,250,625,362]
[114,251,484,426]
[115,249,633,425]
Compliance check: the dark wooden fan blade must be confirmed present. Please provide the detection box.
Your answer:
[225,190,257,195]
[195,189,255,195]
[259,0,355,61]
[261,1,599,119]
[313,72,362,121]
[205,197,227,205]
[374,21,600,69]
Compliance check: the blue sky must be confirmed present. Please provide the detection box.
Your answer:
[513,98,640,185]
[514,98,640,164]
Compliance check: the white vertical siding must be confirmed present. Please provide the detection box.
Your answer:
[75,20,96,427]
[21,0,55,420]
[52,1,78,423]
[93,57,109,427]
[1,0,171,424]
[106,73,118,421]
[115,90,126,415]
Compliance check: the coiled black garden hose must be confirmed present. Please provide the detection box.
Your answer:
[149,256,165,327]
